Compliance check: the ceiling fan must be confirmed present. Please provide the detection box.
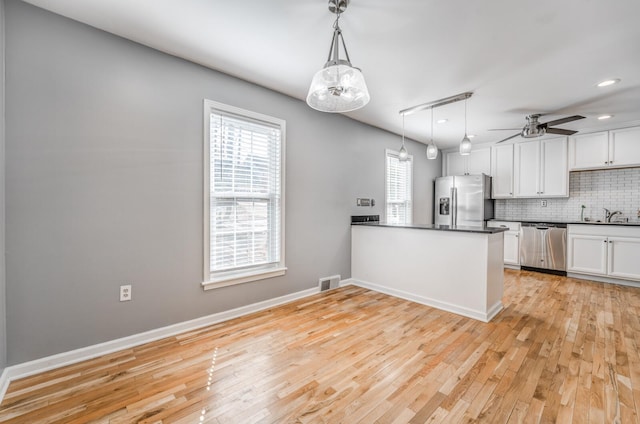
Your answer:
[492,114,586,144]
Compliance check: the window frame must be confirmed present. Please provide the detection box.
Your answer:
[384,148,414,225]
[202,99,286,290]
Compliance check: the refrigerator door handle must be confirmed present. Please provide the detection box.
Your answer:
[451,187,457,226]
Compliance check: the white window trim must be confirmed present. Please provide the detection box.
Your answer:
[384,148,414,224]
[202,99,286,290]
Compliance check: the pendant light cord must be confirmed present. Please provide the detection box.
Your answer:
[430,107,434,142]
[402,114,406,147]
[464,98,468,135]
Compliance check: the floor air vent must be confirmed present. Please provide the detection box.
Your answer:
[319,275,341,292]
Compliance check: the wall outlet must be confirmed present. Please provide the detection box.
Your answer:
[120,285,132,302]
[541,200,547,207]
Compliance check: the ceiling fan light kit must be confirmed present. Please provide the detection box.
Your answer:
[493,114,586,144]
[306,0,370,113]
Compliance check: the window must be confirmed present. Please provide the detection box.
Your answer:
[203,100,285,289]
[385,149,413,225]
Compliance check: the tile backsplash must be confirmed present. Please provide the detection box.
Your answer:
[495,168,640,223]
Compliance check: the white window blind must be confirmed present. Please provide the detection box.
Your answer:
[204,100,285,287]
[385,150,413,225]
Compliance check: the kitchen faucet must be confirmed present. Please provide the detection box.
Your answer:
[603,208,622,222]
[608,211,623,222]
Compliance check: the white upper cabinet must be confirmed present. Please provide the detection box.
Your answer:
[490,144,514,198]
[443,147,491,176]
[569,126,640,170]
[568,132,609,169]
[513,140,540,197]
[444,151,466,176]
[609,127,640,168]
[514,137,568,198]
[540,138,569,197]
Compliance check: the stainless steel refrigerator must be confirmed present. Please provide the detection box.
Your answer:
[434,174,494,227]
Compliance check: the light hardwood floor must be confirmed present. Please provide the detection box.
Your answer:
[2,270,640,423]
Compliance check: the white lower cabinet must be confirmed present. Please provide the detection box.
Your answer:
[503,231,520,265]
[608,237,640,280]
[567,234,608,275]
[488,221,520,266]
[567,225,640,282]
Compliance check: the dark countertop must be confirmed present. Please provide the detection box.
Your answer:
[352,221,508,234]
[491,219,640,227]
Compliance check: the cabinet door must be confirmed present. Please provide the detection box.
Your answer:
[567,234,607,275]
[444,151,466,176]
[503,231,520,265]
[467,148,491,176]
[444,149,491,176]
[609,127,640,168]
[540,138,568,197]
[491,144,514,198]
[568,132,609,170]
[607,236,640,280]
[514,140,540,197]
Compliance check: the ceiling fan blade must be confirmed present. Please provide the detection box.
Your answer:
[488,128,521,131]
[542,115,585,127]
[546,127,578,136]
[495,133,521,144]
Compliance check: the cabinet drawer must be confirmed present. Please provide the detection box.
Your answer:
[488,221,520,232]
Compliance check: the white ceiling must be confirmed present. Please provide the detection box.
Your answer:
[23,0,640,150]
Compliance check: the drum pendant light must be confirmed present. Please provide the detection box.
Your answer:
[306,0,370,113]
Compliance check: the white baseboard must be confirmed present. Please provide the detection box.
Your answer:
[343,278,501,323]
[0,368,8,406]
[0,285,324,403]
[567,272,640,288]
[486,300,504,321]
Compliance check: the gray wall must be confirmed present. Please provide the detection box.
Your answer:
[0,0,6,371]
[4,0,440,364]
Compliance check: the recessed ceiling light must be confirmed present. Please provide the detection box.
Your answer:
[468,134,476,139]
[597,79,620,87]
[597,114,613,120]
[436,119,448,124]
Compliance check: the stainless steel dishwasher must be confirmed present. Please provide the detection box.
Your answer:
[520,222,567,274]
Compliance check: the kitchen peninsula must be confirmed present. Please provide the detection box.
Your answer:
[351,222,507,322]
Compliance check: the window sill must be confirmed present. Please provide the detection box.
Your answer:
[201,267,287,291]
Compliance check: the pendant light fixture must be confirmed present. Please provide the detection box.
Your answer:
[426,107,438,160]
[306,0,370,113]
[398,114,409,161]
[459,97,472,155]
